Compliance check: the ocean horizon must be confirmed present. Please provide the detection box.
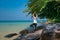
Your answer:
[0,19,47,23]
[0,20,32,22]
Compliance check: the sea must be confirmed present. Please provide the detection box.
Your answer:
[0,21,32,40]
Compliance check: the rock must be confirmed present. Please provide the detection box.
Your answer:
[14,30,43,40]
[41,31,60,40]
[41,32,55,40]
[4,33,18,38]
[19,29,29,35]
[26,33,40,40]
[36,26,44,30]
[14,34,40,40]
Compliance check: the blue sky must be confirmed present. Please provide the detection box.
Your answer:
[0,0,32,21]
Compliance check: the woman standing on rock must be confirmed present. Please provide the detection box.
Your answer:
[33,13,37,31]
[30,12,37,32]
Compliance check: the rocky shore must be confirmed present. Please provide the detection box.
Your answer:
[4,23,60,40]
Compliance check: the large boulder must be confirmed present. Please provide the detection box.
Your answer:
[14,30,43,40]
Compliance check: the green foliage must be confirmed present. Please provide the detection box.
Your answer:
[25,0,60,22]
[38,1,60,22]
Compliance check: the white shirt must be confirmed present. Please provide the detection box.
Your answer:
[33,19,37,23]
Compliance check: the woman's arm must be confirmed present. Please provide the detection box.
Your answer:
[33,14,37,19]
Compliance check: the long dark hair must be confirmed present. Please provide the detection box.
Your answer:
[34,14,36,17]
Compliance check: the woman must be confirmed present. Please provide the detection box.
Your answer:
[33,13,37,30]
[30,13,37,31]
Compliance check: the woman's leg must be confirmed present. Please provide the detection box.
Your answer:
[30,23,37,32]
[34,23,37,31]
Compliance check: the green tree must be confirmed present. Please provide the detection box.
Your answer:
[25,0,60,23]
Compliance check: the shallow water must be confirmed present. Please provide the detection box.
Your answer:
[0,22,32,40]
